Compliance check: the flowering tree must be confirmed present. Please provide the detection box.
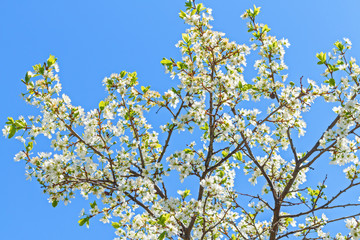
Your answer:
[4,0,360,239]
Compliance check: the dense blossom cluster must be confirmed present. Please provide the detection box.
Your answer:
[4,0,360,239]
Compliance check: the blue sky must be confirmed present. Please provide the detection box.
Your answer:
[1,0,360,239]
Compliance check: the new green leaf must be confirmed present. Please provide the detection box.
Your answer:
[112,222,121,229]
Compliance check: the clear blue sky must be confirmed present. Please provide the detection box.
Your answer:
[1,0,360,239]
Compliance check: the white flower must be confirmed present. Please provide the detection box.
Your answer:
[2,125,10,137]
[103,108,114,119]
[344,37,352,46]
[62,94,71,105]
[15,136,26,143]
[53,63,60,72]
[339,63,348,71]
[14,151,26,162]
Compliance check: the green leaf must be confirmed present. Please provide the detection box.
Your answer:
[242,84,253,91]
[99,101,106,111]
[328,78,336,87]
[185,0,192,10]
[196,3,205,13]
[222,150,229,158]
[90,200,97,208]
[154,143,162,149]
[8,125,16,139]
[183,189,191,198]
[14,120,26,129]
[112,222,121,229]
[157,214,170,226]
[47,55,57,67]
[308,84,313,91]
[141,86,150,93]
[200,122,208,131]
[334,41,344,51]
[328,64,339,72]
[129,72,138,83]
[184,148,192,154]
[336,60,344,66]
[120,71,126,78]
[262,24,270,33]
[124,110,135,121]
[316,52,327,64]
[124,111,130,120]
[26,142,33,152]
[182,33,190,43]
[234,152,243,161]
[253,5,261,17]
[158,231,167,240]
[78,217,89,227]
[6,117,14,125]
[171,87,180,95]
[25,72,31,83]
[179,10,186,19]
[52,200,58,208]
[160,59,173,66]
[33,64,42,74]
[39,65,45,75]
[176,61,186,70]
[284,217,294,227]
[196,3,202,13]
